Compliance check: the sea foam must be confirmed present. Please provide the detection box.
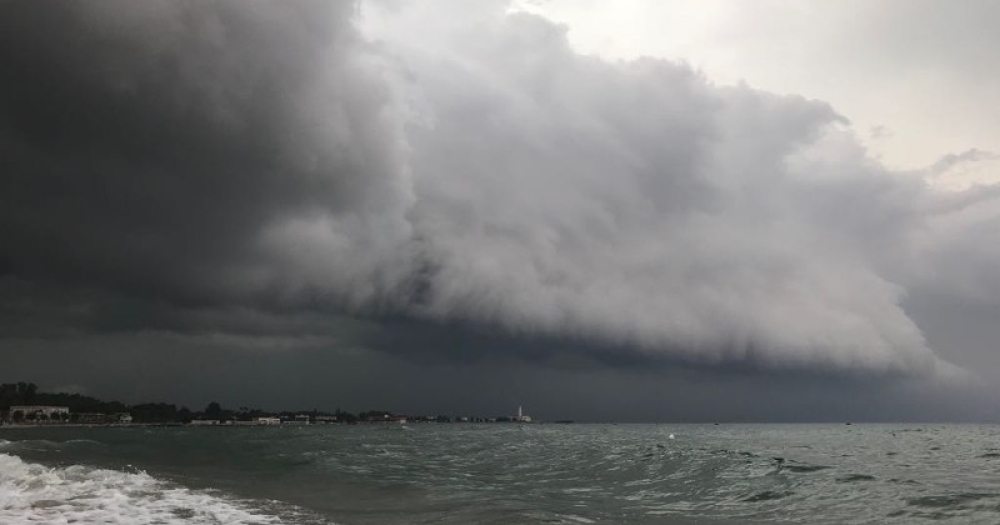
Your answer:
[0,452,279,524]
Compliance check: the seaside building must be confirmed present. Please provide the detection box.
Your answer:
[8,405,69,423]
[516,405,532,423]
[2,407,135,425]
[282,414,311,425]
[255,417,280,425]
[74,412,113,424]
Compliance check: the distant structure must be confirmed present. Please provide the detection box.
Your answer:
[255,417,280,425]
[1,406,136,425]
[516,405,532,423]
[283,414,311,426]
[76,412,112,424]
[8,405,69,423]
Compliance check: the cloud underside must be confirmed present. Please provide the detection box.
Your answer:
[2,0,998,377]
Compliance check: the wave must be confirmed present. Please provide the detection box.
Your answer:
[742,490,794,502]
[907,492,999,509]
[0,452,284,524]
[0,439,65,452]
[836,474,876,483]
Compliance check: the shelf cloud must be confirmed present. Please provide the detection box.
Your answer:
[3,0,999,384]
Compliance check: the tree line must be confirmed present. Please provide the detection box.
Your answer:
[1,382,527,424]
[0,382,361,423]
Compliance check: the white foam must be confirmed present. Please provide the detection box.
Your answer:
[0,453,281,524]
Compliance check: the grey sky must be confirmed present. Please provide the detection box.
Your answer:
[1,0,998,420]
[515,0,1000,183]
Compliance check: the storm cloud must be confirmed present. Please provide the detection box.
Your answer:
[0,0,414,309]
[2,0,1000,397]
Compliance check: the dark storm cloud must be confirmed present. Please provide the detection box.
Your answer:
[2,0,999,390]
[363,4,986,376]
[0,0,413,309]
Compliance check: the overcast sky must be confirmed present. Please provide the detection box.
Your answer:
[1,0,998,421]
[514,0,1000,183]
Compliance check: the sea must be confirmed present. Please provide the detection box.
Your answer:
[2,423,1000,524]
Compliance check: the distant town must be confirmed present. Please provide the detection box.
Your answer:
[0,382,558,427]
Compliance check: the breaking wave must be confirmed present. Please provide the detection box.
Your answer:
[0,452,282,524]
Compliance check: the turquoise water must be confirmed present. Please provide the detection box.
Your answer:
[3,423,1000,524]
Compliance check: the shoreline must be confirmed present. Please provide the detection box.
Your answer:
[0,423,179,429]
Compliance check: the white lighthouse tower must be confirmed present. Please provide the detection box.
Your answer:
[516,405,531,423]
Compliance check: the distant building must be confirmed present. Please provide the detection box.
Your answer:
[190,419,220,426]
[75,412,112,424]
[281,414,311,425]
[116,413,133,424]
[8,405,69,423]
[516,406,532,423]
[255,417,280,425]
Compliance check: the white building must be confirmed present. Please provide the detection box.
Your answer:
[255,417,280,425]
[516,406,532,423]
[8,406,69,423]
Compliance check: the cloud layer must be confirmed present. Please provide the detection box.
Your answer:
[3,0,999,379]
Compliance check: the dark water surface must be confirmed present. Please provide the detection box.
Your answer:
[3,423,1000,524]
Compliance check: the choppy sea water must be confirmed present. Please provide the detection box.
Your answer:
[3,424,1000,524]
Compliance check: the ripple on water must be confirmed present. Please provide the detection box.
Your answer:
[782,463,830,473]
[907,493,998,509]
[836,474,875,483]
[887,478,921,485]
[742,490,794,502]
